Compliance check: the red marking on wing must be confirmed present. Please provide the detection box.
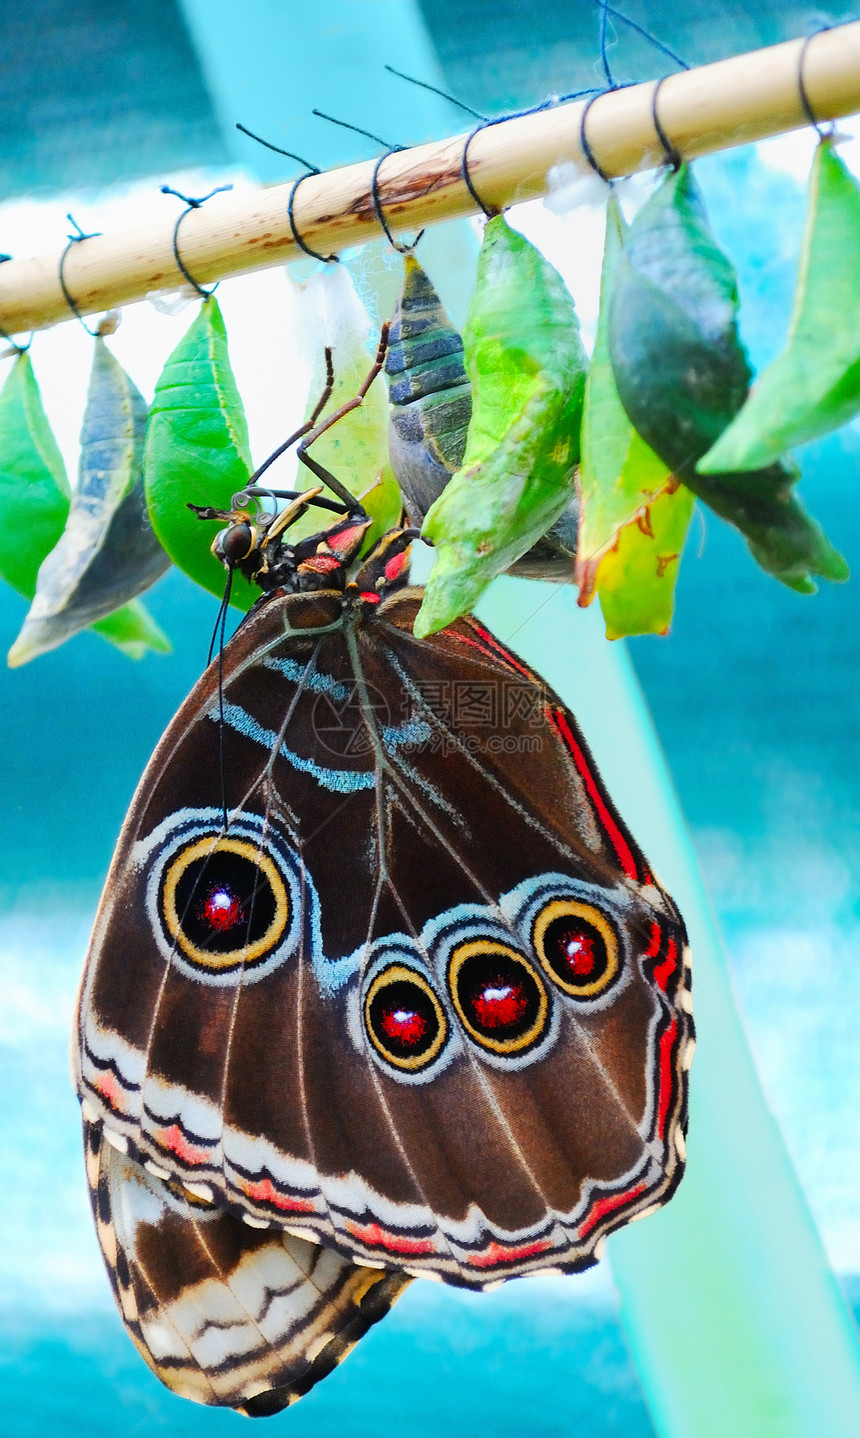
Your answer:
[577,1182,648,1239]
[298,554,342,574]
[444,620,534,680]
[445,629,506,666]
[94,1072,122,1109]
[548,708,639,881]
[560,930,596,975]
[346,1220,436,1256]
[380,1006,427,1045]
[360,591,381,604]
[644,922,662,959]
[203,887,243,932]
[653,937,678,993]
[466,1238,554,1269]
[657,1016,679,1139]
[242,1178,316,1213]
[155,1125,211,1167]
[466,621,534,679]
[384,550,409,582]
[328,523,368,555]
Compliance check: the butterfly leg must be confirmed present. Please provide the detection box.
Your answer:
[247,346,336,489]
[294,322,391,513]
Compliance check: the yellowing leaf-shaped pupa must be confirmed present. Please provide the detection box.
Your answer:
[577,198,693,638]
[700,140,860,471]
[9,339,170,666]
[415,217,586,637]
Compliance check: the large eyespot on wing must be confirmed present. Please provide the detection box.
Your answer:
[162,836,288,971]
[532,897,620,1000]
[138,809,307,985]
[447,938,550,1056]
[364,963,449,1073]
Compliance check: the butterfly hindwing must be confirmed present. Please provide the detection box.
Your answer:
[83,1120,410,1415]
[75,577,692,1289]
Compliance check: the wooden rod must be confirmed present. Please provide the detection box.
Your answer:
[2,22,860,337]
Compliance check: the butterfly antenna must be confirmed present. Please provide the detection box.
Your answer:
[208,568,234,832]
[207,574,232,667]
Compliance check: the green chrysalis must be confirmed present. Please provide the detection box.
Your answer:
[700,139,860,471]
[416,217,587,637]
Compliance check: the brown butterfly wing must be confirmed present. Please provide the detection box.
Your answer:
[83,1120,410,1415]
[75,584,692,1288]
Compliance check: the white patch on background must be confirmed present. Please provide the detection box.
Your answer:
[0,169,314,495]
[757,117,860,183]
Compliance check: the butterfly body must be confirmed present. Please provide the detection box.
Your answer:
[75,524,692,1306]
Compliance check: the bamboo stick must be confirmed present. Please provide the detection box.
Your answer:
[2,22,860,336]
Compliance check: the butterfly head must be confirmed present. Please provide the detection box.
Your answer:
[189,486,372,590]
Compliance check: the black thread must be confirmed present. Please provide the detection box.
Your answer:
[383,65,487,121]
[311,110,393,150]
[0,255,31,352]
[555,85,602,105]
[598,0,616,88]
[579,95,613,183]
[597,2,689,79]
[234,123,338,264]
[312,109,423,252]
[462,122,502,218]
[58,214,103,336]
[235,122,317,169]
[798,28,832,137]
[463,95,599,217]
[160,184,233,297]
[287,172,339,263]
[651,76,682,171]
[370,147,424,252]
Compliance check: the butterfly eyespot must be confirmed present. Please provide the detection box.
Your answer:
[161,836,289,973]
[448,940,549,1055]
[364,965,448,1072]
[532,899,619,999]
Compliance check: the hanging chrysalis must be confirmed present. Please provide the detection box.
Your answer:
[290,263,400,551]
[385,252,472,523]
[386,252,580,586]
[608,164,847,593]
[0,351,168,663]
[415,220,587,636]
[144,296,258,610]
[9,335,170,665]
[576,197,693,639]
[699,138,860,470]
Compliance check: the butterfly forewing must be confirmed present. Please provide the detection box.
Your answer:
[75,574,692,1292]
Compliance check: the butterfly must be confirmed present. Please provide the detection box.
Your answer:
[73,343,693,1415]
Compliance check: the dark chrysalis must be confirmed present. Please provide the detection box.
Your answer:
[385,255,578,579]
